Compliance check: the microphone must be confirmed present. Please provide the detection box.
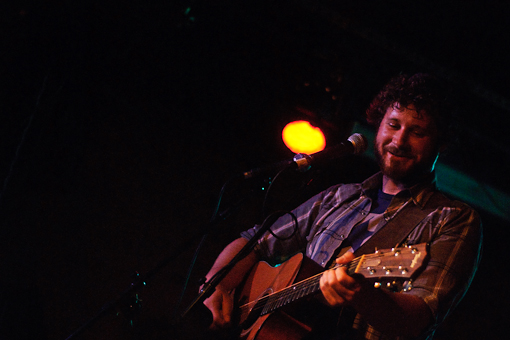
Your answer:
[242,133,367,179]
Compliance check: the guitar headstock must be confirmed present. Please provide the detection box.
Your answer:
[353,243,427,281]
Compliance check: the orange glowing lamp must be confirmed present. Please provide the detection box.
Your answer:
[282,120,326,155]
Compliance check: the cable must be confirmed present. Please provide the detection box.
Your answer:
[265,210,299,241]
[172,175,238,319]
[0,74,48,206]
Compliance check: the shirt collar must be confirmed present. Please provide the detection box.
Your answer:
[407,172,438,208]
[360,171,437,208]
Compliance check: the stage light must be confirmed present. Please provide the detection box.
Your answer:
[282,120,326,154]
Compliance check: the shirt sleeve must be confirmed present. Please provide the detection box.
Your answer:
[405,201,482,328]
[240,186,340,266]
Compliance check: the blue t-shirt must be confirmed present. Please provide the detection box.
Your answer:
[345,189,393,252]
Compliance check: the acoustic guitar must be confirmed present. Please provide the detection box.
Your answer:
[235,243,427,340]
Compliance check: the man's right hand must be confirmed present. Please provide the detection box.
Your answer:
[203,287,235,330]
[200,237,258,331]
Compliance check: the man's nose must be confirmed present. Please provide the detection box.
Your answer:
[393,129,409,147]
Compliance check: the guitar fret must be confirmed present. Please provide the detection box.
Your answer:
[259,267,342,315]
[241,244,426,322]
[261,296,273,314]
[260,261,362,316]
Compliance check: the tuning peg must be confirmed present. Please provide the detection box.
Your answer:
[403,280,413,292]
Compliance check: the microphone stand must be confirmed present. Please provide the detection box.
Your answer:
[66,159,302,339]
[174,163,301,328]
[64,176,263,340]
[64,217,226,340]
[173,209,288,326]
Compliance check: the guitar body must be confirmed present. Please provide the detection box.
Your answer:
[236,253,324,340]
[232,244,427,340]
[242,310,311,340]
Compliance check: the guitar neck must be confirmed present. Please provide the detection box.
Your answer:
[238,243,426,319]
[250,259,359,316]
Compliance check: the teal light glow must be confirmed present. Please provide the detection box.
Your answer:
[351,123,510,221]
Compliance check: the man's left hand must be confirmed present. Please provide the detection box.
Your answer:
[319,251,362,307]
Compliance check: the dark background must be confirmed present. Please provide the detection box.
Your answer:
[1,1,509,339]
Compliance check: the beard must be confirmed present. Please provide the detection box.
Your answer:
[374,143,438,187]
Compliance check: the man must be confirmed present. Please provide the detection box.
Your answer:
[202,73,482,339]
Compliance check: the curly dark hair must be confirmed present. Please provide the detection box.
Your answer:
[366,73,456,146]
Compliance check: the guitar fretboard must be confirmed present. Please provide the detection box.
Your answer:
[241,257,361,316]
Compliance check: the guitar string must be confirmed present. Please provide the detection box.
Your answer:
[260,259,361,314]
[239,247,423,316]
[239,256,365,315]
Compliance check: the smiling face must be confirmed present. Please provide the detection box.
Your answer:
[375,103,443,191]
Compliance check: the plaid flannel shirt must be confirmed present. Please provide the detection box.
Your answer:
[241,172,482,339]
